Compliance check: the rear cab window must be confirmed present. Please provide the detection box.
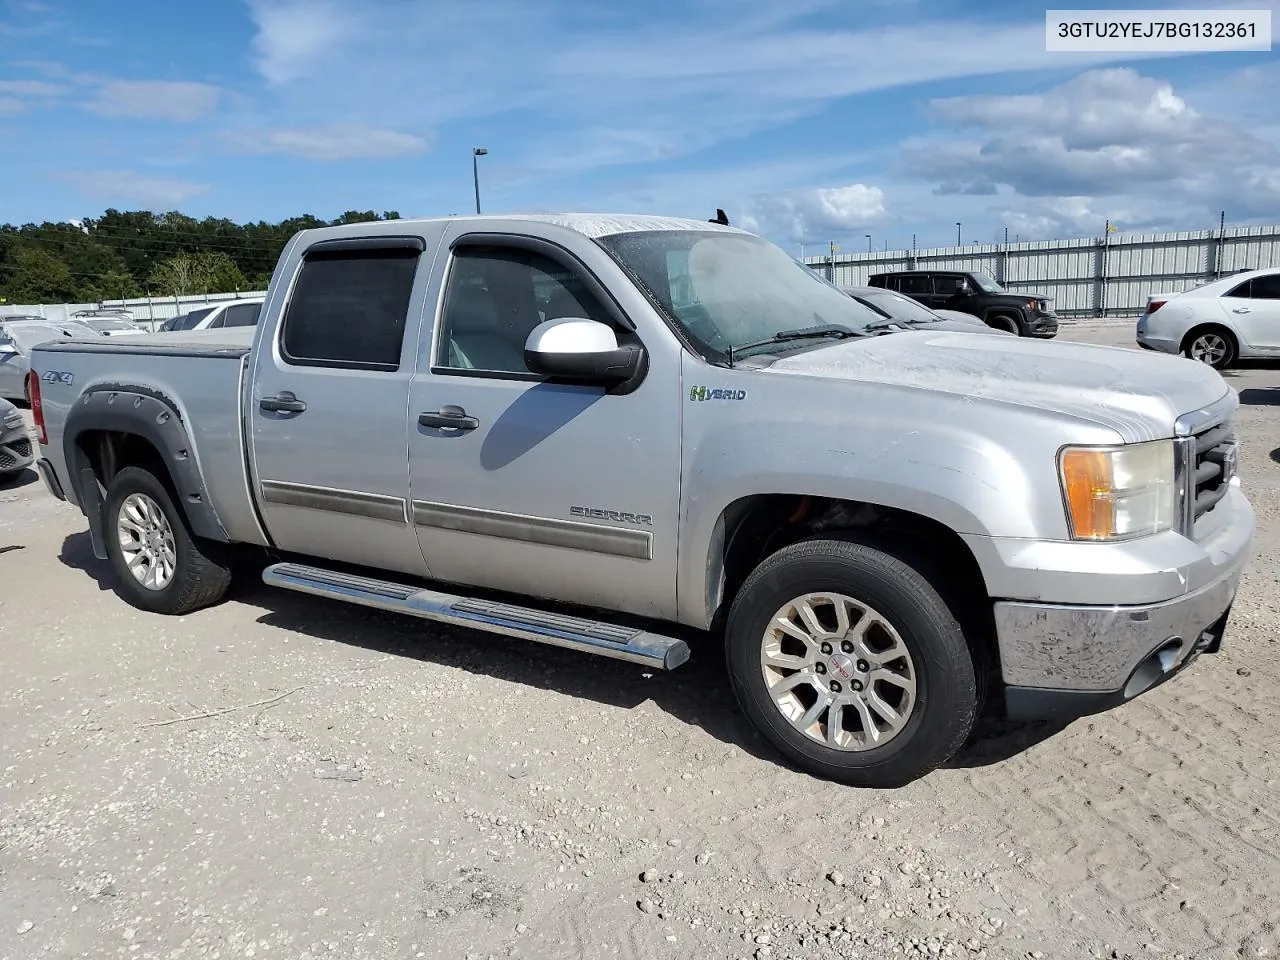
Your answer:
[279,244,421,370]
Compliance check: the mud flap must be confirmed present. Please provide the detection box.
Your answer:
[78,466,108,560]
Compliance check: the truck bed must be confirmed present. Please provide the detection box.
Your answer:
[32,327,268,547]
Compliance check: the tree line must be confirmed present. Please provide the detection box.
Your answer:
[0,208,404,305]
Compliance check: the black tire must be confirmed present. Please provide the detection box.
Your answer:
[986,313,1021,335]
[724,536,979,788]
[102,465,232,615]
[1181,325,1237,370]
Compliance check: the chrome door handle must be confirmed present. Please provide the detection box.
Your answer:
[260,391,307,413]
[1231,307,1250,313]
[419,404,478,431]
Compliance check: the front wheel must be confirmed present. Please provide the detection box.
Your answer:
[724,537,979,788]
[103,465,232,615]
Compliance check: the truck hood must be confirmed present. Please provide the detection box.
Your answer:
[761,329,1229,442]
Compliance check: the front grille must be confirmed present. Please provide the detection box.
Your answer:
[9,438,30,458]
[1177,417,1236,534]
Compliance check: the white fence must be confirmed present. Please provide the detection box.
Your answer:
[0,290,268,331]
[805,224,1280,317]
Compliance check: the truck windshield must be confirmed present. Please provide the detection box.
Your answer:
[970,271,1005,294]
[596,230,886,362]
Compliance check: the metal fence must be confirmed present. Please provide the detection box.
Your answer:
[803,224,1280,318]
[0,290,268,331]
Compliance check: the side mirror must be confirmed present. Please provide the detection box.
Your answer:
[524,318,643,383]
[956,281,972,296]
[0,342,16,355]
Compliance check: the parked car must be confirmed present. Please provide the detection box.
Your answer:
[29,212,1253,788]
[160,299,264,332]
[0,319,92,401]
[1136,267,1280,369]
[841,285,1015,336]
[73,307,136,322]
[80,316,147,336]
[868,269,1058,338]
[0,395,34,479]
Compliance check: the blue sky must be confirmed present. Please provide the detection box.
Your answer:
[2,0,1278,250]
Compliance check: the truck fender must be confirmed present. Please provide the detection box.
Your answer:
[63,385,229,559]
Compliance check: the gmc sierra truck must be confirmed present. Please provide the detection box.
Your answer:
[29,213,1254,788]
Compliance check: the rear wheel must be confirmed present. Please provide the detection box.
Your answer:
[724,536,979,788]
[103,465,231,614]
[1182,326,1237,369]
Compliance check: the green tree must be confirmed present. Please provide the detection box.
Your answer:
[148,251,247,295]
[4,247,78,302]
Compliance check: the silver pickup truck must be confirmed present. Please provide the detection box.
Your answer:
[29,213,1255,788]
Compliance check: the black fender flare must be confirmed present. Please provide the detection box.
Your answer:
[63,384,229,559]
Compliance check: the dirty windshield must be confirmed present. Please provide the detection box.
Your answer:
[597,230,885,362]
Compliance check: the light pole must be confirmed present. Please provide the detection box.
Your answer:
[955,221,961,246]
[472,147,488,215]
[865,234,871,253]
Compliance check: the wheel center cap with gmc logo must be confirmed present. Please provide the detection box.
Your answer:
[827,653,856,682]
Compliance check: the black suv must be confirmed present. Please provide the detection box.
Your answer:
[866,270,1058,338]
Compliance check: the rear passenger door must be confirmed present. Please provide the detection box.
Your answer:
[896,274,933,307]
[247,232,444,577]
[929,274,966,311]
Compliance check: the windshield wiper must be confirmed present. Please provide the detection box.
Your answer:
[726,324,860,367]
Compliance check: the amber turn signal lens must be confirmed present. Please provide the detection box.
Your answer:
[1060,448,1115,539]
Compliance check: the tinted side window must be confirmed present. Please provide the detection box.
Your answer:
[1249,274,1280,299]
[207,311,225,328]
[223,303,261,327]
[1225,279,1252,298]
[932,275,964,296]
[436,246,613,375]
[280,248,419,370]
[898,275,931,295]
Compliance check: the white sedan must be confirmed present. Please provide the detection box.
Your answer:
[1136,267,1280,369]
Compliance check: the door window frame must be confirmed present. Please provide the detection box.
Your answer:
[276,235,427,373]
[429,232,640,383]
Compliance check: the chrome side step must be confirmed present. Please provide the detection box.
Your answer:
[262,562,690,670]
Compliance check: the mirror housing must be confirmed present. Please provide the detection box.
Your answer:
[524,318,643,383]
[0,342,17,355]
[956,279,973,296]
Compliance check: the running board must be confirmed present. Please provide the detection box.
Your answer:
[262,562,690,670]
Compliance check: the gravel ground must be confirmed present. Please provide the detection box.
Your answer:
[2,322,1278,960]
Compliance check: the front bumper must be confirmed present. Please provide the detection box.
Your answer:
[0,423,34,475]
[1028,313,1058,338]
[991,483,1254,720]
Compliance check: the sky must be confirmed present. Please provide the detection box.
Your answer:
[1,0,1279,251]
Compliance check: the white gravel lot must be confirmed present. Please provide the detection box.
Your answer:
[2,320,1278,960]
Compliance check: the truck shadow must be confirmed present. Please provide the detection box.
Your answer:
[57,531,1077,777]
[0,467,38,491]
[1238,387,1280,407]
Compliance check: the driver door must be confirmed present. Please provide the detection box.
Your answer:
[407,229,681,621]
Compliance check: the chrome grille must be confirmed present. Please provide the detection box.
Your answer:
[1175,416,1237,535]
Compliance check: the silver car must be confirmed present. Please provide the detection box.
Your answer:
[841,285,1015,335]
[0,396,33,479]
[0,321,88,402]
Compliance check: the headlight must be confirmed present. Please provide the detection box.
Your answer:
[3,411,22,429]
[1058,440,1176,540]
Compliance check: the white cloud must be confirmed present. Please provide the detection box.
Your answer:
[247,0,362,86]
[84,80,220,122]
[238,0,1204,183]
[742,184,888,243]
[0,79,64,97]
[52,169,211,207]
[219,124,428,160]
[898,67,1280,233]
